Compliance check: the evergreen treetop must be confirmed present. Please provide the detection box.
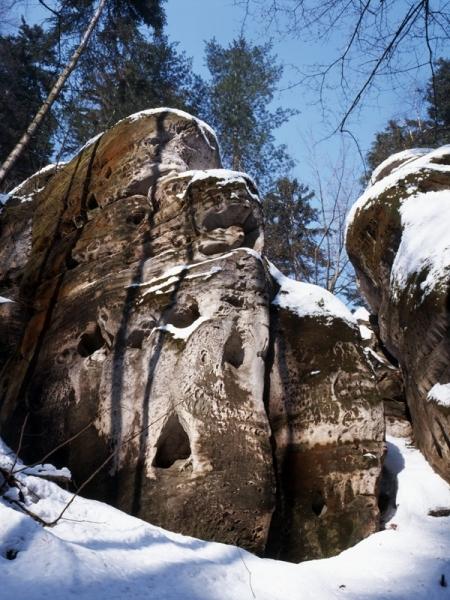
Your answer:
[204,36,295,194]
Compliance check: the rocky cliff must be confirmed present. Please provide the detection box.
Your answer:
[0,108,384,561]
[346,146,450,483]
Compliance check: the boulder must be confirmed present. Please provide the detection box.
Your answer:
[265,267,384,561]
[0,108,384,561]
[346,146,450,482]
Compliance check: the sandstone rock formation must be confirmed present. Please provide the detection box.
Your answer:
[346,147,450,483]
[353,307,409,438]
[0,163,65,371]
[265,268,384,560]
[0,108,384,561]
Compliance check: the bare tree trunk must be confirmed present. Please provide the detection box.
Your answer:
[0,0,107,188]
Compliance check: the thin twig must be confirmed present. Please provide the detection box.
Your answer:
[239,549,256,599]
[9,413,29,475]
[13,417,96,474]
[46,395,189,527]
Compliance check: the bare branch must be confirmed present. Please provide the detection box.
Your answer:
[8,413,29,475]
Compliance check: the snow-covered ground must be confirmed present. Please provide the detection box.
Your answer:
[1,435,449,600]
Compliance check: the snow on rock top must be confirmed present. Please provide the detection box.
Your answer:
[369,147,433,185]
[180,168,257,188]
[427,383,450,408]
[352,307,373,340]
[353,306,370,321]
[1,435,449,600]
[77,131,104,153]
[269,262,356,327]
[158,315,210,341]
[347,146,450,299]
[359,324,373,340]
[118,107,219,151]
[390,189,450,297]
[77,108,220,157]
[7,162,66,201]
[346,145,450,234]
[163,168,260,202]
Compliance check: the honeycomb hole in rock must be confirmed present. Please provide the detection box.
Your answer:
[127,329,146,349]
[152,414,191,469]
[127,210,146,226]
[202,203,251,231]
[165,297,200,328]
[202,204,260,249]
[77,324,105,357]
[87,194,99,210]
[66,254,79,270]
[221,294,244,308]
[311,491,326,517]
[223,329,244,368]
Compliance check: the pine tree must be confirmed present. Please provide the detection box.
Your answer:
[0,0,167,186]
[366,119,430,177]
[426,58,450,141]
[0,23,57,191]
[366,59,450,175]
[204,36,294,194]
[62,33,206,152]
[264,177,323,281]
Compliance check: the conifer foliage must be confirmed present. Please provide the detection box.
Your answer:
[62,33,206,152]
[0,23,57,190]
[0,0,179,185]
[204,36,294,194]
[264,178,323,281]
[366,59,450,174]
[55,0,205,152]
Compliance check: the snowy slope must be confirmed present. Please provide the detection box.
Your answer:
[1,436,449,600]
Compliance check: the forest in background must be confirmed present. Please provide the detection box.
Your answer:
[0,0,449,302]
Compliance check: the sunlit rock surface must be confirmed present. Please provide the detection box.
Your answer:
[0,163,65,370]
[353,307,409,438]
[346,146,450,482]
[0,108,384,561]
[265,267,384,561]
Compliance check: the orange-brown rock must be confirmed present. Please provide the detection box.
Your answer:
[346,147,450,482]
[265,267,384,560]
[0,108,384,561]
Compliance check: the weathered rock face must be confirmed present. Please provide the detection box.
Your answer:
[354,307,410,438]
[0,164,64,370]
[265,269,384,560]
[0,108,384,561]
[346,147,450,482]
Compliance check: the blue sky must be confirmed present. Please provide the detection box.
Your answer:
[7,0,441,190]
[163,0,438,188]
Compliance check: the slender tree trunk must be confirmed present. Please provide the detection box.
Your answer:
[0,0,107,188]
